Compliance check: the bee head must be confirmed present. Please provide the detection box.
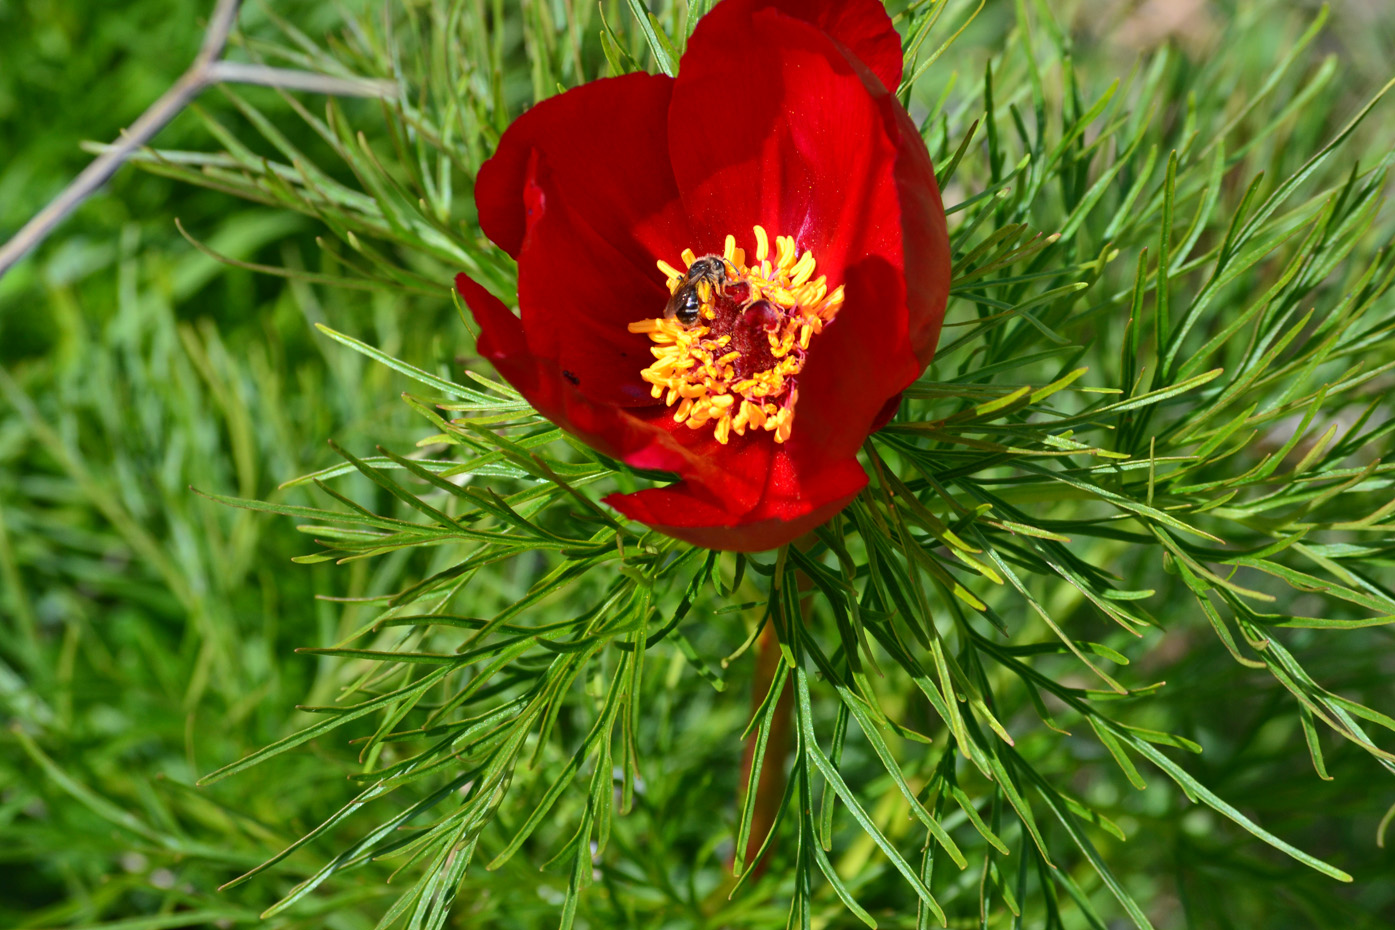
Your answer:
[690,256,726,282]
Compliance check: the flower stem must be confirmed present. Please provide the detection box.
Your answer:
[738,619,794,878]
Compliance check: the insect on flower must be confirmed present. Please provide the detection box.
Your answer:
[664,255,733,326]
[455,0,951,551]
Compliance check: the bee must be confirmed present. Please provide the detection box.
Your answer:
[664,255,730,326]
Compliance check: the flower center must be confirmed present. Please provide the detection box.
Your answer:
[627,226,844,445]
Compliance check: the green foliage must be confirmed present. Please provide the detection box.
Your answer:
[5,1,1395,929]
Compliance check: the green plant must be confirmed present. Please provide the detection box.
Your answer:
[6,1,1395,928]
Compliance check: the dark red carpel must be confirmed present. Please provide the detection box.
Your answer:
[455,0,950,552]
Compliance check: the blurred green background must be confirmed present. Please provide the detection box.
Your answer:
[0,1,460,924]
[3,1,1395,928]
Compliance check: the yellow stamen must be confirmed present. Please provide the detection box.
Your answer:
[773,408,793,443]
[775,235,794,269]
[633,226,845,446]
[656,259,684,283]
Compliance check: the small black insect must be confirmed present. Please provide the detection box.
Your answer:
[562,370,580,386]
[664,255,729,326]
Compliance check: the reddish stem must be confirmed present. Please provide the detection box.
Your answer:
[737,621,794,878]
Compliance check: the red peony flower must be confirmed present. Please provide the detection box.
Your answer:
[454,0,950,552]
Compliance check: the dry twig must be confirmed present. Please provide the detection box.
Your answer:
[0,0,394,280]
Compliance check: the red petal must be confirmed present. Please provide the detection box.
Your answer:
[471,74,705,409]
[455,272,537,394]
[460,268,858,550]
[793,91,951,452]
[671,6,894,269]
[670,4,931,465]
[457,274,679,467]
[747,0,904,93]
[605,455,866,552]
[456,273,775,515]
[880,92,951,368]
[870,392,904,432]
[511,150,668,407]
[476,73,689,273]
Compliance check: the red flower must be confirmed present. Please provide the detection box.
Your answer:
[454,0,950,552]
